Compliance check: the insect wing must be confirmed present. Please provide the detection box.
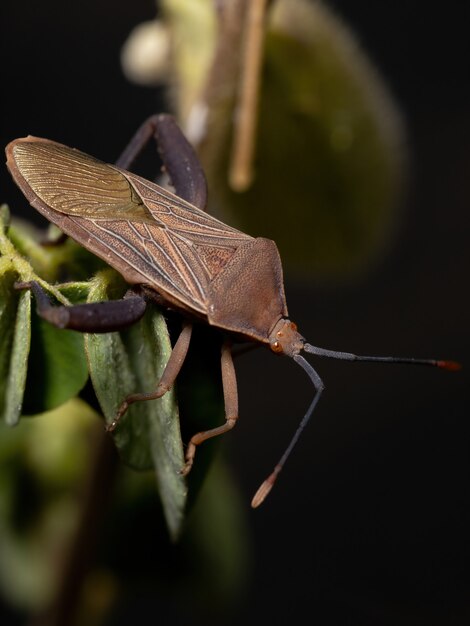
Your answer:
[6,138,145,218]
[6,138,252,315]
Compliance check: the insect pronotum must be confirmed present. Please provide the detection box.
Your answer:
[5,114,460,507]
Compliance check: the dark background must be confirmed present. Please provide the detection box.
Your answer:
[1,1,469,625]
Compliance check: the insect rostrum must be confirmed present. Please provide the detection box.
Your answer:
[5,114,460,507]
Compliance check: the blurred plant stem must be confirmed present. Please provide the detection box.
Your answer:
[228,0,268,191]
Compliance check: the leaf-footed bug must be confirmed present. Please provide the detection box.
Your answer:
[5,114,460,507]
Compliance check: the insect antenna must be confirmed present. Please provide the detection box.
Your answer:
[251,342,461,508]
[251,354,324,508]
[303,343,461,371]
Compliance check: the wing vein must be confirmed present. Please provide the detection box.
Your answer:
[75,218,200,304]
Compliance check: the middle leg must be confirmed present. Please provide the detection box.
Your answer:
[181,339,239,476]
[107,321,193,432]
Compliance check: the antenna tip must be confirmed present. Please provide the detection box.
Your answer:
[437,360,462,372]
[251,468,280,508]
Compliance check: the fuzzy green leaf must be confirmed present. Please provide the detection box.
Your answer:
[0,269,31,426]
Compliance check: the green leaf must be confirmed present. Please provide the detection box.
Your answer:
[0,268,31,426]
[21,310,88,415]
[20,276,91,417]
[85,270,187,538]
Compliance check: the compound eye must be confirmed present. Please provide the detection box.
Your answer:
[271,341,283,354]
[290,322,298,332]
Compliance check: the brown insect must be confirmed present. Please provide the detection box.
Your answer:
[5,115,460,507]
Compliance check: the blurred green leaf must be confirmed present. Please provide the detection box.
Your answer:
[85,270,187,538]
[8,218,107,283]
[0,398,99,611]
[184,456,251,608]
[193,0,405,278]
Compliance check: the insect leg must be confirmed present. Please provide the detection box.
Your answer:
[107,322,193,432]
[181,340,239,476]
[15,280,147,333]
[116,114,208,210]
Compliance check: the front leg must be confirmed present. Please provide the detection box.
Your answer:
[15,280,147,333]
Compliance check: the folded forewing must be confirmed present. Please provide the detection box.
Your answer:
[9,139,151,220]
[7,138,254,315]
[68,215,234,311]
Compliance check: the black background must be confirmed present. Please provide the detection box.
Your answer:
[1,2,470,625]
